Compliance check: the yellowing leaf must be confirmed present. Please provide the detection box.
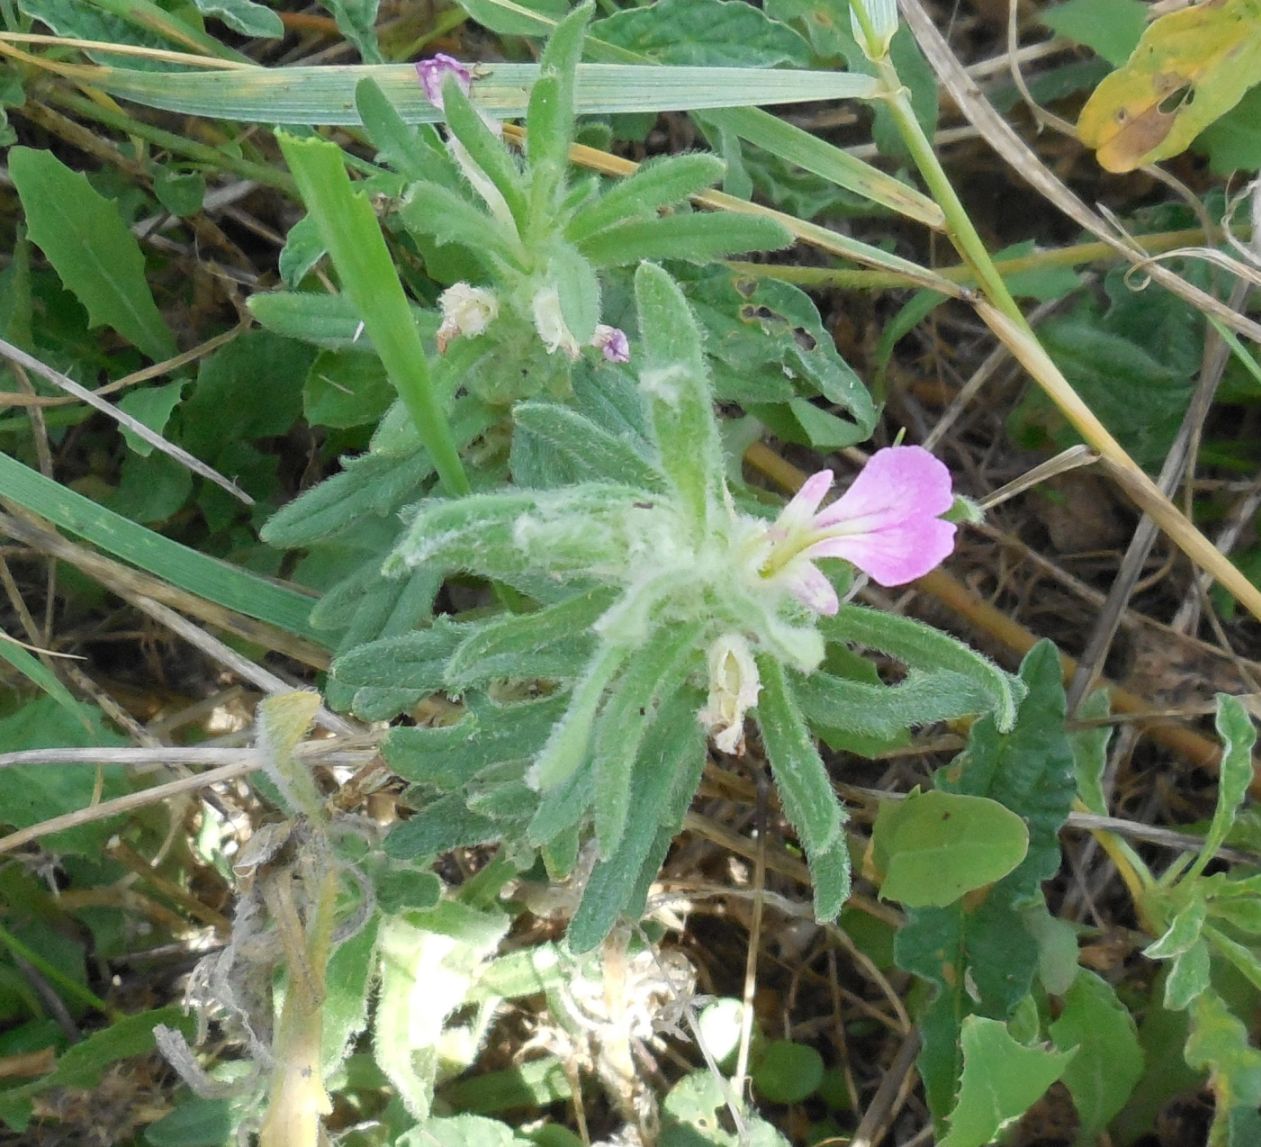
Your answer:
[1078,0,1261,173]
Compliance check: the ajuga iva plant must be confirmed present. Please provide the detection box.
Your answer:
[361,262,1024,952]
[393,2,792,403]
[257,1,796,702]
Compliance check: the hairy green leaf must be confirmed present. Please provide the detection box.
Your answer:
[592,620,703,856]
[822,606,1023,732]
[385,693,570,790]
[512,402,664,490]
[330,620,466,720]
[566,153,725,243]
[580,211,792,268]
[634,263,723,533]
[446,587,616,688]
[756,655,844,860]
[569,689,705,952]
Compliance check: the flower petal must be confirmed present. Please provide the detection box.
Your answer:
[775,470,834,536]
[806,516,956,586]
[814,446,953,532]
[592,324,630,363]
[781,557,840,615]
[415,54,471,108]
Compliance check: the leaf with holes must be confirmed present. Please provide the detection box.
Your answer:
[1078,0,1261,172]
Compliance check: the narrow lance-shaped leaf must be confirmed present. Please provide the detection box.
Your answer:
[399,181,522,268]
[549,242,601,346]
[796,668,994,743]
[566,152,725,243]
[354,77,441,182]
[444,586,617,688]
[529,642,630,792]
[385,693,569,789]
[633,263,723,534]
[277,133,468,497]
[755,654,844,861]
[580,211,792,268]
[821,605,1024,731]
[592,620,704,857]
[384,491,543,581]
[569,689,705,952]
[1187,693,1257,880]
[526,2,594,215]
[512,401,666,491]
[440,76,530,232]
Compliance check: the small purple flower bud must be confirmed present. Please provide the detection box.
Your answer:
[591,324,630,364]
[415,54,472,110]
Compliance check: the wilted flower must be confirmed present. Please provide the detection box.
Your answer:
[756,445,956,615]
[698,633,760,755]
[415,54,472,109]
[531,286,581,359]
[591,324,630,364]
[436,282,499,352]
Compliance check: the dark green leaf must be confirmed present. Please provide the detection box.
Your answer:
[446,587,615,688]
[895,642,1075,1121]
[262,451,434,548]
[592,621,703,856]
[567,153,725,243]
[304,349,395,429]
[386,694,569,790]
[593,0,810,67]
[580,211,792,268]
[10,148,176,361]
[385,793,505,858]
[634,263,723,532]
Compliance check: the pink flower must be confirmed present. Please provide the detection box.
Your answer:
[591,324,630,364]
[759,446,956,614]
[415,54,472,110]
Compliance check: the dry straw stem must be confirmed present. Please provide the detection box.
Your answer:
[976,300,1261,628]
[898,0,1261,345]
[0,740,377,856]
[0,338,251,504]
[0,509,328,669]
[511,127,964,296]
